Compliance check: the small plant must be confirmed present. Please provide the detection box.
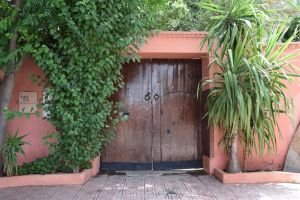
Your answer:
[2,131,29,176]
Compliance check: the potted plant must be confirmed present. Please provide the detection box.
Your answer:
[199,0,299,175]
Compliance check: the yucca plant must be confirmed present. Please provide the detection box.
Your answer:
[199,0,299,173]
[2,131,29,176]
[200,0,267,59]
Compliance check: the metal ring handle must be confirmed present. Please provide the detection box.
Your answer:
[144,94,151,101]
[154,94,160,100]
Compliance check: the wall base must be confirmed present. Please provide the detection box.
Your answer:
[203,155,213,175]
[214,168,300,184]
[0,156,100,189]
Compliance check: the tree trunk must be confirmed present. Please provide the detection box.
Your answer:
[242,141,248,172]
[0,73,15,176]
[227,131,241,173]
[0,0,22,176]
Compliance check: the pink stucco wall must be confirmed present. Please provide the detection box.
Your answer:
[6,57,56,164]
[2,32,300,174]
[139,32,208,58]
[245,44,300,171]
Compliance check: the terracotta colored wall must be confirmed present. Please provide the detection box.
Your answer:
[139,32,208,59]
[6,57,56,164]
[3,32,300,174]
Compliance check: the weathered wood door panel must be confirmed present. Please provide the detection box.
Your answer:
[101,59,202,170]
[101,61,153,170]
[152,60,202,170]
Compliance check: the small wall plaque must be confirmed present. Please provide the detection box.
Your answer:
[19,92,38,113]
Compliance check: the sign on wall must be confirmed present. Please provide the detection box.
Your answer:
[19,92,38,113]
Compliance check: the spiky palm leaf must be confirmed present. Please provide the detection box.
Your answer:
[200,0,267,59]
[199,0,300,172]
[201,25,299,157]
[2,131,29,176]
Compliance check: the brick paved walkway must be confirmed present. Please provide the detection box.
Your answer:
[1,174,300,200]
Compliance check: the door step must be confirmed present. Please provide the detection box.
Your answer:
[101,160,203,171]
[99,169,207,177]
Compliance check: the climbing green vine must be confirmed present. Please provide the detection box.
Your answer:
[0,0,17,69]
[7,0,150,172]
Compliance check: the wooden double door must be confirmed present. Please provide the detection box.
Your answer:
[101,59,203,170]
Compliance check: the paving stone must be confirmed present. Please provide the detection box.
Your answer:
[0,174,300,200]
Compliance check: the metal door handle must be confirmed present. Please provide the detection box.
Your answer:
[154,94,160,100]
[144,92,151,101]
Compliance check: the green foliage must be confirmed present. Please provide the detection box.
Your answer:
[262,0,300,32]
[9,0,148,172]
[200,0,266,58]
[17,155,92,175]
[17,157,58,175]
[0,0,22,73]
[145,0,212,31]
[288,0,300,11]
[2,131,29,176]
[199,0,299,157]
[42,132,59,153]
[284,16,300,42]
[17,156,74,175]
[3,107,40,120]
[145,0,300,32]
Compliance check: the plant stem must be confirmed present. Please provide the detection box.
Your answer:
[243,141,248,172]
[227,130,241,173]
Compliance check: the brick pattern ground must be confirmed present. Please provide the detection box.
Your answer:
[1,174,300,200]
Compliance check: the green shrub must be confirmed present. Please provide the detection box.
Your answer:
[18,156,71,175]
[14,0,149,172]
[18,157,57,175]
[145,0,212,31]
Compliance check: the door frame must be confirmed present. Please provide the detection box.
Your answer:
[101,59,205,171]
[101,32,213,172]
[138,32,213,163]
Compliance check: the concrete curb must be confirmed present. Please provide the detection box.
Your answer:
[214,168,300,184]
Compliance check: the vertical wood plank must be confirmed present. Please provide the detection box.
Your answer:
[152,60,162,163]
[142,61,153,162]
[154,59,202,162]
